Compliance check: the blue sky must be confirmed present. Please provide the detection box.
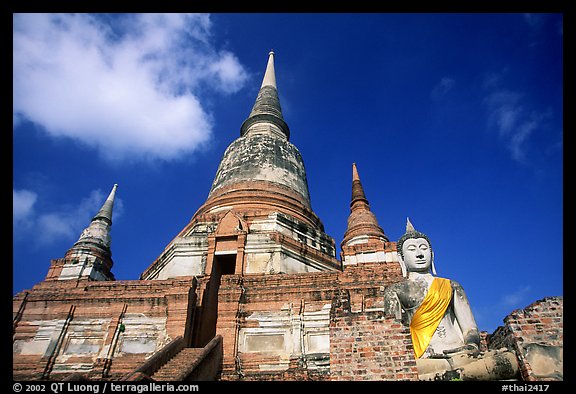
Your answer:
[13,13,563,334]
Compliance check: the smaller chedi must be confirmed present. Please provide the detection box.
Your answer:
[384,218,519,380]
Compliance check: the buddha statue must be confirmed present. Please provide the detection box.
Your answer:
[383,218,519,381]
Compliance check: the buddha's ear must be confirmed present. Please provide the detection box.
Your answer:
[431,251,437,276]
[397,252,407,278]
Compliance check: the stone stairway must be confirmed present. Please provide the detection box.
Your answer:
[151,348,205,381]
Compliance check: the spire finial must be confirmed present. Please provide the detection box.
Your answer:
[93,184,118,224]
[350,162,367,207]
[352,162,360,182]
[406,217,416,233]
[261,49,277,88]
[341,162,388,247]
[240,50,289,139]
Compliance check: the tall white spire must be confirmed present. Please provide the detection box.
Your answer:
[59,184,118,282]
[93,183,118,224]
[261,50,277,88]
[240,50,290,139]
[74,184,118,248]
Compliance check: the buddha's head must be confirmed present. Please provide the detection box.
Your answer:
[397,218,436,277]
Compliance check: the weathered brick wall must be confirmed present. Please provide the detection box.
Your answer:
[212,274,243,380]
[329,289,418,381]
[17,257,563,382]
[213,261,407,381]
[14,260,407,382]
[488,325,516,351]
[506,297,562,347]
[212,261,408,381]
[487,296,563,381]
[338,261,404,313]
[216,272,339,381]
[13,278,196,381]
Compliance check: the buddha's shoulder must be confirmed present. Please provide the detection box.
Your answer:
[385,280,409,291]
[384,279,419,295]
[435,277,467,294]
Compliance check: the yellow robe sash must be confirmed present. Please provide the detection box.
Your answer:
[410,277,452,358]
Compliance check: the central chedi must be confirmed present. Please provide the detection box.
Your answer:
[206,50,317,228]
[141,51,340,283]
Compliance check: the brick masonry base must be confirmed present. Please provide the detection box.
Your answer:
[330,289,418,381]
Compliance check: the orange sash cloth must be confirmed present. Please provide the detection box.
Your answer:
[409,277,452,359]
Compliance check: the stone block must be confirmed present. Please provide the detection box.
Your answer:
[522,343,563,380]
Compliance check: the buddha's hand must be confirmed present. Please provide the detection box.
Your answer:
[442,343,479,356]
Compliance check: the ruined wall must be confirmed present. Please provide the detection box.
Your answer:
[13,278,196,381]
[329,289,418,381]
[18,256,564,382]
[213,261,406,381]
[216,272,338,380]
[488,297,563,381]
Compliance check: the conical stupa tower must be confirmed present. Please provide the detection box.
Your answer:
[340,164,394,266]
[142,52,340,281]
[46,184,118,281]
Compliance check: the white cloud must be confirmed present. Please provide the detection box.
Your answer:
[13,187,124,245]
[500,285,532,307]
[36,213,79,244]
[13,189,37,222]
[483,85,547,164]
[209,52,250,94]
[485,90,523,136]
[13,13,248,163]
[431,77,455,100]
[510,118,539,162]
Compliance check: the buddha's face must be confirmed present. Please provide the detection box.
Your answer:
[401,237,432,273]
